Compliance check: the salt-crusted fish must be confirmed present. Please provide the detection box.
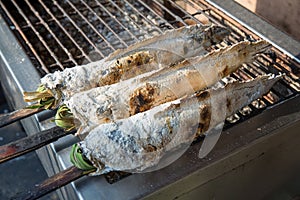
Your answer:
[106,24,229,62]
[38,24,229,101]
[66,40,270,135]
[73,74,281,175]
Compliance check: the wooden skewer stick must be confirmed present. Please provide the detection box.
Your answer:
[13,166,95,200]
[0,126,75,164]
[0,107,44,128]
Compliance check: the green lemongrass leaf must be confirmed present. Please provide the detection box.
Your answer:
[25,96,55,110]
[23,91,53,102]
[42,99,55,110]
[25,104,44,109]
[54,118,76,131]
[70,144,96,171]
[23,84,60,110]
[54,105,76,131]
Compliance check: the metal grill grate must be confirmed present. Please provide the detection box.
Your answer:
[0,0,255,75]
[0,0,300,197]
[0,0,299,126]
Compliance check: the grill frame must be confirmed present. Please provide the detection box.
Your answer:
[0,0,299,199]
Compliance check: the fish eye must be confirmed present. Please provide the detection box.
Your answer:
[77,148,82,154]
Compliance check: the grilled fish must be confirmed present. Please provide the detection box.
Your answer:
[66,40,270,135]
[40,24,229,100]
[77,74,281,175]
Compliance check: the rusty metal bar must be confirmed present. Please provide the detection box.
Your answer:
[0,107,44,128]
[13,167,132,200]
[13,166,95,200]
[0,127,75,164]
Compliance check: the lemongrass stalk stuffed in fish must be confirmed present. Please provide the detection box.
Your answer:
[24,24,229,109]
[71,74,281,175]
[66,40,270,135]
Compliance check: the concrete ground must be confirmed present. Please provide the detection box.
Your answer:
[0,82,58,200]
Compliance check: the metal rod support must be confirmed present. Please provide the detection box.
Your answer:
[0,107,44,128]
[0,126,75,164]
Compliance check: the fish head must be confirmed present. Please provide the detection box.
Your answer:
[193,24,230,49]
[233,40,271,63]
[209,25,231,44]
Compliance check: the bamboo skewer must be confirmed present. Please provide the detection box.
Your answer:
[0,126,75,164]
[0,107,44,128]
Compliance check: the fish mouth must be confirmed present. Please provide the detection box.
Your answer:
[253,40,272,55]
[231,40,271,60]
[247,40,272,59]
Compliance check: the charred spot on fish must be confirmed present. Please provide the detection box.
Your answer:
[116,52,153,74]
[144,56,151,63]
[144,144,157,152]
[129,83,157,115]
[226,98,231,109]
[200,105,211,120]
[199,105,211,132]
[196,90,210,100]
[169,103,181,110]
[99,67,122,86]
[51,82,63,89]
[197,123,205,133]
[222,65,229,76]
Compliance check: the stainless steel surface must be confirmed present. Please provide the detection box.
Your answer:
[0,0,299,199]
[207,0,300,62]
